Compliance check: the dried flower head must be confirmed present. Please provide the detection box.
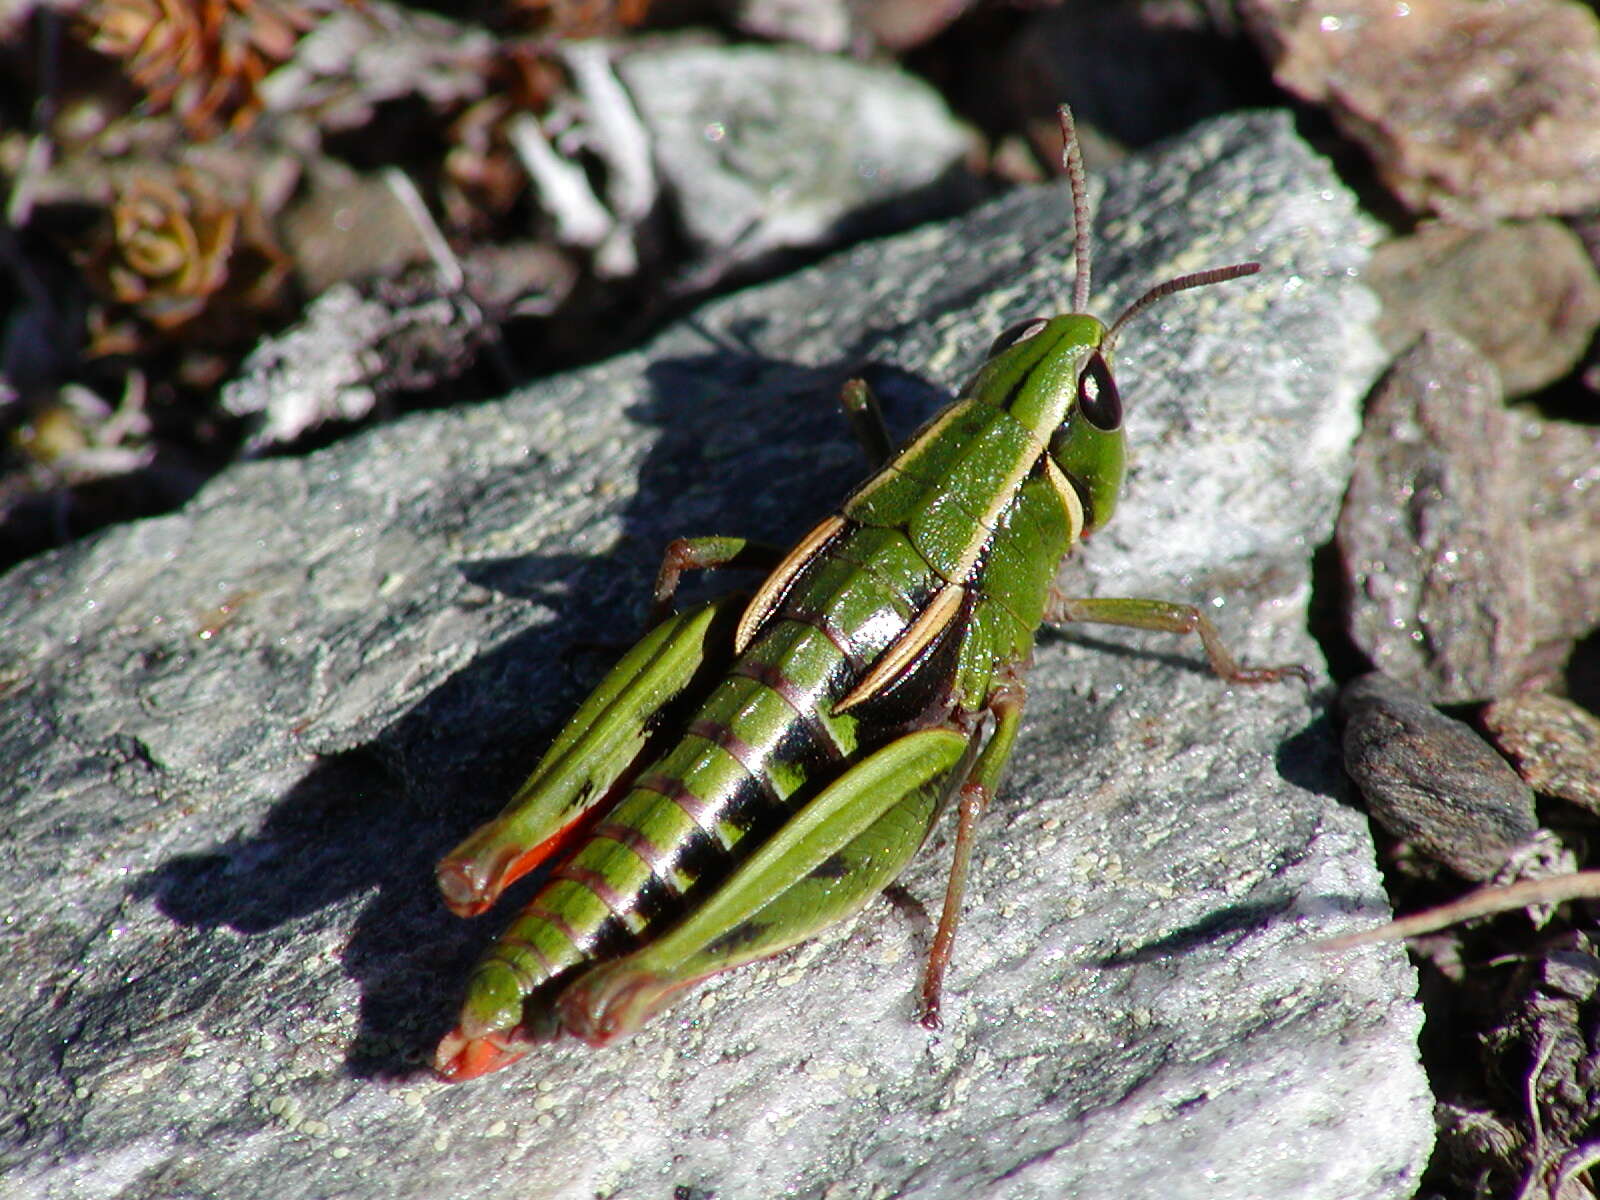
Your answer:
[100,168,236,327]
[82,164,289,360]
[83,0,324,135]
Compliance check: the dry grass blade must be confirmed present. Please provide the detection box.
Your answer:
[1319,872,1600,951]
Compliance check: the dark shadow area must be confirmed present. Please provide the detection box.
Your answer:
[1036,625,1292,679]
[1084,889,1396,968]
[1567,625,1600,717]
[134,335,950,1079]
[1086,894,1301,966]
[1307,534,1372,688]
[1276,710,1343,802]
[1037,628,1342,802]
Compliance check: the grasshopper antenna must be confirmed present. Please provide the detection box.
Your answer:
[1058,106,1092,315]
[1103,262,1261,356]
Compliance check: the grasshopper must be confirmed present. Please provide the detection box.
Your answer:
[432,108,1307,1080]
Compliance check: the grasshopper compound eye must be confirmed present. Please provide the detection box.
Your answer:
[1076,351,1121,430]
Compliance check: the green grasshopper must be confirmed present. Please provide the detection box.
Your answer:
[432,108,1307,1080]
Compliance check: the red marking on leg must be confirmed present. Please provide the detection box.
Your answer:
[437,796,617,917]
[434,1026,531,1081]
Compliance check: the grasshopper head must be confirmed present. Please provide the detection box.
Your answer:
[988,107,1263,532]
[968,311,1124,532]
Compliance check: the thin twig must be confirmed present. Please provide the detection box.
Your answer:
[508,112,615,250]
[563,43,653,279]
[1317,872,1600,951]
[1519,1028,1558,1200]
[382,169,463,292]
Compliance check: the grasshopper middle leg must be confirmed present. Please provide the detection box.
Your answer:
[1046,594,1311,685]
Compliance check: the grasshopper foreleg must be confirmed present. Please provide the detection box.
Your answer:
[1045,594,1311,685]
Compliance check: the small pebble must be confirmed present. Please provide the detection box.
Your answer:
[1482,692,1600,813]
[1339,672,1539,880]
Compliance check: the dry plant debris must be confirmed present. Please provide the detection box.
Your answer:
[84,0,328,135]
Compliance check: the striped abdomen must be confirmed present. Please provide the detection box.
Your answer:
[468,548,917,999]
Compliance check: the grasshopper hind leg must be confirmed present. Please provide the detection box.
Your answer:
[918,677,1027,1028]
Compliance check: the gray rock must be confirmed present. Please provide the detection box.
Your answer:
[1340,672,1540,881]
[0,112,1428,1200]
[729,0,858,51]
[1336,330,1536,703]
[617,43,974,268]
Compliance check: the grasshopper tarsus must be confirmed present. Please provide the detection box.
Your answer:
[1229,662,1314,687]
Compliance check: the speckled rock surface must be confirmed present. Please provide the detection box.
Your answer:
[617,42,974,266]
[0,112,1429,1200]
[1335,331,1535,703]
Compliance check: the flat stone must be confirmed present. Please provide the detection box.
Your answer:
[0,112,1429,1200]
[1483,692,1600,814]
[1367,221,1600,398]
[1513,411,1600,651]
[1340,672,1540,881]
[1242,0,1600,220]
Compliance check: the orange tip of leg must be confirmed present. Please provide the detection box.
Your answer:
[433,1026,530,1081]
